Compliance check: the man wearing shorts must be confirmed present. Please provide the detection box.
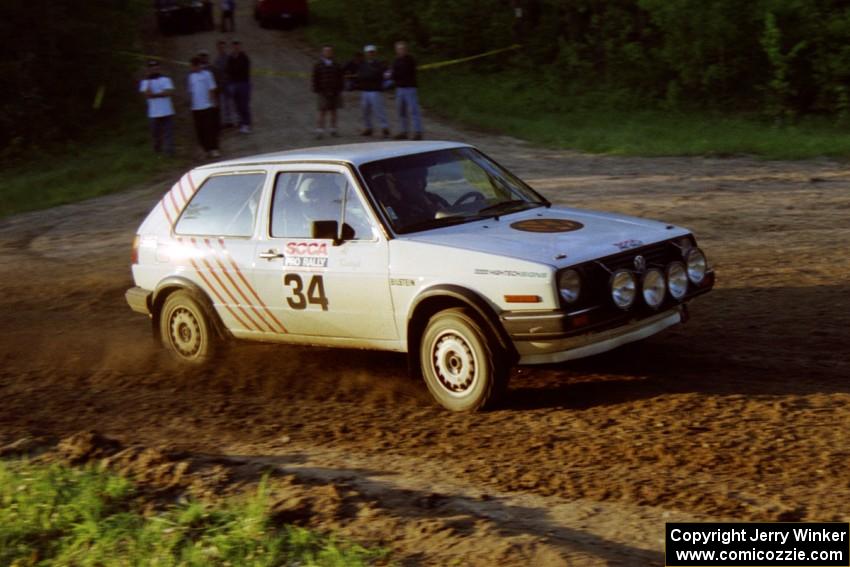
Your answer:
[311,45,344,139]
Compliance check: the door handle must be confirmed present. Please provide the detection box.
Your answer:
[258,249,284,260]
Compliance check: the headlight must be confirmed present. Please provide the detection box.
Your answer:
[558,269,581,304]
[641,268,666,309]
[666,262,688,300]
[685,247,708,285]
[610,270,637,310]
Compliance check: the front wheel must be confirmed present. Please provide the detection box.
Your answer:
[420,308,509,411]
[159,291,220,365]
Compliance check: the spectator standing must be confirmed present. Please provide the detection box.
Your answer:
[221,0,235,32]
[391,41,423,140]
[312,45,344,139]
[213,40,237,128]
[139,60,175,156]
[357,45,389,138]
[227,40,252,133]
[187,56,220,158]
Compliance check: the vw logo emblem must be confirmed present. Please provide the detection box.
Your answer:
[633,255,646,272]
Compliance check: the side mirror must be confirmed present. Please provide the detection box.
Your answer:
[311,220,355,245]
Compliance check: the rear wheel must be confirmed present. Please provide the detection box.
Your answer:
[420,308,509,412]
[159,291,219,365]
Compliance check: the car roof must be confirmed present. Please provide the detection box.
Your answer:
[196,141,473,170]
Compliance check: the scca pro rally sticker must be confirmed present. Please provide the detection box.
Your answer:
[510,219,584,233]
[284,241,328,269]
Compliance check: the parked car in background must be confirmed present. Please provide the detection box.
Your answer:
[254,0,309,28]
[155,0,213,35]
[126,142,714,412]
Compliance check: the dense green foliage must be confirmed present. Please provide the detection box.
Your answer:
[311,0,850,119]
[0,460,386,566]
[1,0,147,155]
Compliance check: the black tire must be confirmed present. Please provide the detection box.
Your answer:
[159,290,220,365]
[419,308,509,412]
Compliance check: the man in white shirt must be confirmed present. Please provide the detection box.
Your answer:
[139,60,175,156]
[187,56,220,158]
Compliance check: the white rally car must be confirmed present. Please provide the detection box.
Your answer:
[126,141,714,411]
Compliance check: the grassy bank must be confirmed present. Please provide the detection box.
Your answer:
[0,113,189,219]
[420,71,850,159]
[0,459,386,566]
[304,3,850,160]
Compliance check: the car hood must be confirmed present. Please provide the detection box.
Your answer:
[401,206,690,268]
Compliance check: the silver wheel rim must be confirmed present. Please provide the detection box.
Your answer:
[431,330,478,396]
[168,306,202,358]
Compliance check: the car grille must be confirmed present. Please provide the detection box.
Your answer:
[565,239,686,313]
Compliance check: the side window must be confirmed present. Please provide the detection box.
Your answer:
[271,172,376,240]
[175,173,265,237]
[342,184,377,240]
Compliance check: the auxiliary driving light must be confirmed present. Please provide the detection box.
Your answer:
[666,261,688,300]
[610,270,637,310]
[685,247,708,285]
[641,268,667,309]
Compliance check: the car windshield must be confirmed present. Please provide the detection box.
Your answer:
[358,148,548,234]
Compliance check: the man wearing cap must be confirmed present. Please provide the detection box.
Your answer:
[187,56,220,158]
[139,60,175,156]
[357,45,390,138]
[312,45,344,139]
[391,41,423,140]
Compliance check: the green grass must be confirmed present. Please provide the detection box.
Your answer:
[420,71,850,159]
[0,459,387,566]
[303,1,850,160]
[0,113,189,219]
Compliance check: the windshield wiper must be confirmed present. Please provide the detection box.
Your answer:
[476,199,543,218]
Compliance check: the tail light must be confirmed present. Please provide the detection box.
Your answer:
[131,235,140,265]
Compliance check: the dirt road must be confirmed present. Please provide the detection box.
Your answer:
[2,7,850,565]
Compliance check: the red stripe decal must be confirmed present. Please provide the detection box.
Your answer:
[176,177,189,203]
[160,199,174,226]
[217,238,288,333]
[190,238,263,332]
[203,239,277,333]
[186,172,197,194]
[179,238,252,330]
[168,189,182,219]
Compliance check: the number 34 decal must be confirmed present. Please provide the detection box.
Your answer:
[284,274,329,311]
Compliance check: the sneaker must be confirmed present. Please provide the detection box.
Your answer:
[413,132,423,140]
[209,149,221,158]
[393,132,408,140]
[360,129,373,136]
[382,128,390,139]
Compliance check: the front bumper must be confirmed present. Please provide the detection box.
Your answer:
[506,306,685,364]
[125,287,152,316]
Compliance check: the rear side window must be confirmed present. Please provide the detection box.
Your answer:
[176,173,266,237]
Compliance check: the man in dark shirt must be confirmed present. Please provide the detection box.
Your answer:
[312,45,344,138]
[227,40,252,133]
[357,45,390,138]
[391,41,423,140]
